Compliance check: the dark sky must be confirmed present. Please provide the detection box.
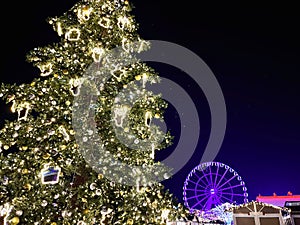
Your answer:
[1,0,299,205]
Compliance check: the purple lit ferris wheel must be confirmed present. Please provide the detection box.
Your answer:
[183,162,248,212]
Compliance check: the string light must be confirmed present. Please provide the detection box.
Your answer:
[0,0,189,223]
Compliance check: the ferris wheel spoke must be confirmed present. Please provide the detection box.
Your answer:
[186,179,207,189]
[214,195,223,206]
[186,192,210,200]
[208,165,214,187]
[218,194,233,203]
[202,196,212,210]
[196,182,208,190]
[199,177,210,187]
[213,166,220,188]
[187,179,202,187]
[215,168,228,188]
[190,195,210,210]
[200,169,211,186]
[185,188,206,192]
[218,183,244,192]
[217,173,237,189]
[221,192,246,197]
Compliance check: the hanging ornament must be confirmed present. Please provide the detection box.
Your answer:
[56,22,63,36]
[77,6,92,22]
[117,15,131,30]
[111,66,126,81]
[161,209,170,222]
[121,38,131,53]
[0,203,12,225]
[98,17,111,29]
[11,101,31,121]
[38,62,53,77]
[113,105,129,128]
[135,38,150,53]
[40,164,61,185]
[65,28,81,41]
[69,78,83,96]
[142,73,149,88]
[144,111,152,127]
[100,207,113,225]
[58,125,70,142]
[92,47,105,62]
[150,143,155,160]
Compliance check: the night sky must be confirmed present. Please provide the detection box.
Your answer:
[1,0,299,205]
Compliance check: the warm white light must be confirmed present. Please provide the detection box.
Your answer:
[38,63,53,77]
[113,105,129,128]
[98,17,111,29]
[117,16,131,30]
[92,47,105,62]
[0,203,13,225]
[65,28,81,41]
[57,22,63,36]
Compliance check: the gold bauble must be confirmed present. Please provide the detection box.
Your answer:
[83,209,90,214]
[42,153,50,159]
[98,174,104,179]
[23,183,32,190]
[21,146,28,151]
[127,219,134,225]
[10,217,20,224]
[21,169,29,174]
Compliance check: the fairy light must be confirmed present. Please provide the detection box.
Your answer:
[58,125,70,142]
[0,0,190,223]
[150,143,155,159]
[161,209,170,222]
[57,22,63,36]
[0,203,13,225]
[142,73,148,88]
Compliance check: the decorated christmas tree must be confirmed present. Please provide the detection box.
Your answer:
[0,0,189,224]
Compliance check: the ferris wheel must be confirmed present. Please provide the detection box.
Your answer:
[183,162,248,212]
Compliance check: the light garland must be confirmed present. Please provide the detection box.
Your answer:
[0,0,189,223]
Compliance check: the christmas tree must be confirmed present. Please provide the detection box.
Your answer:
[0,0,188,224]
